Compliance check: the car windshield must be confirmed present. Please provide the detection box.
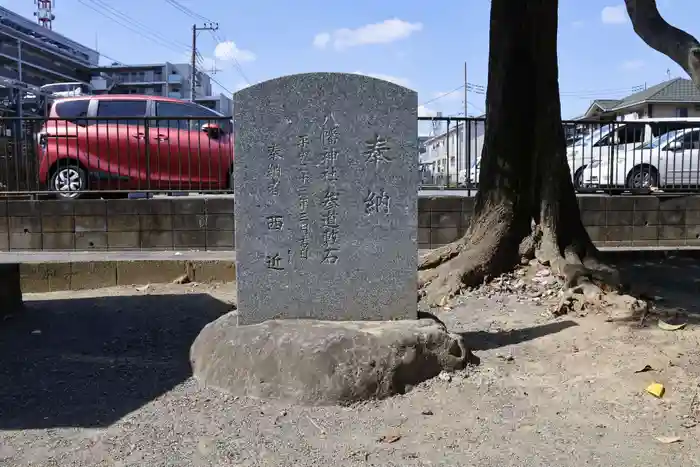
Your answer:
[578,125,611,146]
[566,136,583,147]
[640,130,684,149]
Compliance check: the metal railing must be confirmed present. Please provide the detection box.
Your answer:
[419,116,484,189]
[4,114,700,199]
[0,116,233,199]
[418,116,700,193]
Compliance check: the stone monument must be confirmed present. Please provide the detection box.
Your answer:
[233,72,418,324]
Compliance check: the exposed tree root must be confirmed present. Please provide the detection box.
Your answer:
[418,202,528,306]
[419,240,466,271]
[418,216,638,319]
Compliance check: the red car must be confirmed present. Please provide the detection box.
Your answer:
[38,94,233,199]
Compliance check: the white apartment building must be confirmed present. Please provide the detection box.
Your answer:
[88,62,232,115]
[420,116,486,185]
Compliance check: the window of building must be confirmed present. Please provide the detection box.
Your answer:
[676,107,689,118]
[96,99,147,125]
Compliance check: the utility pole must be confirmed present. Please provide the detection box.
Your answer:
[459,61,468,185]
[17,39,23,119]
[463,61,468,118]
[190,22,219,101]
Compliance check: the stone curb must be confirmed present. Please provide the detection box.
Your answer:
[15,247,700,294]
[20,260,236,293]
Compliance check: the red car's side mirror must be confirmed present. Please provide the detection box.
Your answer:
[201,122,222,139]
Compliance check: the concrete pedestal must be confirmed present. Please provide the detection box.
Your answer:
[0,264,23,315]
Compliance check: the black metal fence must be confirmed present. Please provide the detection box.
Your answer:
[0,115,233,199]
[418,116,700,193]
[5,114,700,199]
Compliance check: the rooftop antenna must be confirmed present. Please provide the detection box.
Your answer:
[34,0,55,30]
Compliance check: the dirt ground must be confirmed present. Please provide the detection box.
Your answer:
[3,256,700,466]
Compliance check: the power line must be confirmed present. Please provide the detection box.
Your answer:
[467,101,484,114]
[97,50,122,65]
[420,85,465,106]
[159,0,252,87]
[84,0,190,50]
[77,0,188,55]
[209,30,252,86]
[209,74,233,95]
[163,0,212,23]
[560,85,645,94]
[421,82,645,107]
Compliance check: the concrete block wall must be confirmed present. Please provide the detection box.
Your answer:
[419,195,700,249]
[577,195,700,247]
[0,198,235,251]
[1,195,700,252]
[418,197,471,249]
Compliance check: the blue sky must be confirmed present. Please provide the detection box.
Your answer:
[2,0,697,118]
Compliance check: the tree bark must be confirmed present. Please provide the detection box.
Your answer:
[419,0,617,306]
[625,0,700,87]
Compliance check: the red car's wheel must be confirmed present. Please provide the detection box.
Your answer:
[49,164,88,200]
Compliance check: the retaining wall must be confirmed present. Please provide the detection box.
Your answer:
[0,195,699,251]
[0,198,234,251]
[421,195,700,249]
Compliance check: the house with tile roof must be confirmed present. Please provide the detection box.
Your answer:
[582,78,700,120]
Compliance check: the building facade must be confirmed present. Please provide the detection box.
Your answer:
[420,117,486,186]
[195,94,233,116]
[582,78,700,121]
[89,62,232,115]
[0,6,98,87]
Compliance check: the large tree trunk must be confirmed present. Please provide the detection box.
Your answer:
[419,0,618,306]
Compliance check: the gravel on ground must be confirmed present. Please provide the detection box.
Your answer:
[2,256,700,466]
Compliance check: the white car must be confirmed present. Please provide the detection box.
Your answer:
[468,118,700,186]
[579,127,700,189]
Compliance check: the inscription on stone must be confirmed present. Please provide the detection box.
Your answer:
[234,72,418,324]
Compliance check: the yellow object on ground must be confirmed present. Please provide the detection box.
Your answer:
[646,382,665,398]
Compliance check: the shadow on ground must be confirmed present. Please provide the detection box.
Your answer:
[0,293,230,430]
[461,320,578,351]
[613,255,700,324]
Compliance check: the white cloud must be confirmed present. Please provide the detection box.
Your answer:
[214,41,256,63]
[352,71,410,87]
[418,105,436,117]
[313,33,331,49]
[601,5,628,24]
[621,59,645,70]
[314,18,423,50]
[572,20,585,28]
